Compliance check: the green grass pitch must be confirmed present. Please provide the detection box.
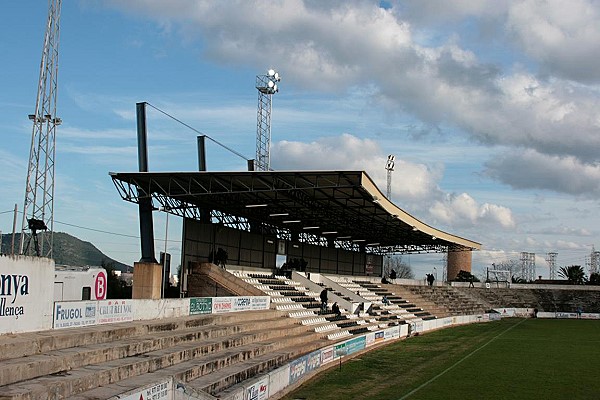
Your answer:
[281,319,600,400]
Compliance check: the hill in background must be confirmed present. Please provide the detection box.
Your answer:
[1,232,132,272]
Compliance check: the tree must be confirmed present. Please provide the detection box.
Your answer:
[558,265,587,285]
[386,256,414,279]
[588,272,600,286]
[101,260,132,299]
[494,260,522,281]
[454,270,479,282]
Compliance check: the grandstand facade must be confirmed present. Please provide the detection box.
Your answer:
[110,170,481,283]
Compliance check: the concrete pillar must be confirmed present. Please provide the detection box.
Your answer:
[447,250,472,281]
[132,262,163,299]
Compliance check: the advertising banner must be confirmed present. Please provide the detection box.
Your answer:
[0,257,54,334]
[366,332,377,346]
[54,299,133,329]
[245,375,269,400]
[305,350,321,374]
[120,379,171,400]
[53,301,97,329]
[233,297,252,312]
[251,296,270,310]
[212,297,235,314]
[345,336,366,355]
[96,300,133,324]
[321,346,334,364]
[289,355,308,384]
[190,297,212,315]
[384,325,400,339]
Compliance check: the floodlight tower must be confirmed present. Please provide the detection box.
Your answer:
[385,155,395,200]
[586,246,600,276]
[546,252,557,280]
[19,0,62,257]
[255,69,281,171]
[520,252,536,281]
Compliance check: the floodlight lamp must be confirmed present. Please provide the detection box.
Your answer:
[27,218,47,231]
[412,226,418,231]
[274,72,280,81]
[268,80,275,88]
[267,69,276,77]
[273,84,278,93]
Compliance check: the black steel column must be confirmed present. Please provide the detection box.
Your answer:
[197,135,211,222]
[136,102,157,263]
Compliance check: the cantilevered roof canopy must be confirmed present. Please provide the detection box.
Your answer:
[110,170,481,254]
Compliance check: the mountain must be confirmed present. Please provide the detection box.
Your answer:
[0,232,132,272]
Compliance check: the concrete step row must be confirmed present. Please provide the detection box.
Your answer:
[0,309,331,400]
[0,314,293,388]
[68,335,326,399]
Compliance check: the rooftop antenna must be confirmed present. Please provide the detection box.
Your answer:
[255,69,281,171]
[385,155,395,200]
[20,0,62,257]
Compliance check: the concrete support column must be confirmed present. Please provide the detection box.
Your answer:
[447,250,472,281]
[132,262,163,299]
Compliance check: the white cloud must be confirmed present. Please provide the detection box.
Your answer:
[507,0,600,82]
[271,133,441,202]
[485,149,600,197]
[429,192,515,229]
[272,134,515,233]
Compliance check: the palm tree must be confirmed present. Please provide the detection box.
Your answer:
[558,265,586,285]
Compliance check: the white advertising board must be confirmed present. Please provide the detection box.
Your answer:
[119,379,172,400]
[97,300,134,324]
[320,346,335,365]
[0,256,54,334]
[244,375,269,400]
[212,297,235,314]
[54,301,97,329]
[250,296,270,310]
[54,299,134,329]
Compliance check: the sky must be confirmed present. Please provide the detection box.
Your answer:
[1,0,600,280]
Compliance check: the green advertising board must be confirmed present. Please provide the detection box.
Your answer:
[190,297,212,315]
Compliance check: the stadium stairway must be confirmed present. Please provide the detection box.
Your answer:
[232,271,398,340]
[393,284,487,316]
[350,280,436,321]
[0,309,328,400]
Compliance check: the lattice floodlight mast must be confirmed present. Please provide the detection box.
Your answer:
[255,69,280,171]
[19,0,62,258]
[546,252,558,280]
[586,246,600,276]
[520,252,536,282]
[385,154,395,200]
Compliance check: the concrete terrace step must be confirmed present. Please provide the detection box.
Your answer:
[183,338,326,397]
[0,310,283,362]
[68,335,327,400]
[0,310,311,400]
[0,314,294,388]
[1,321,312,400]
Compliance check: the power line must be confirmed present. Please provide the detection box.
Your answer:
[54,220,139,239]
[145,102,251,163]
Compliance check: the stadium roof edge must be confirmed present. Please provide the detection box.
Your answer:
[110,170,481,253]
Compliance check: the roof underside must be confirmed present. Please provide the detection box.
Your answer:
[110,170,481,254]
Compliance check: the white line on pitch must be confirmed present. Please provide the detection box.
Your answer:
[398,318,527,400]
